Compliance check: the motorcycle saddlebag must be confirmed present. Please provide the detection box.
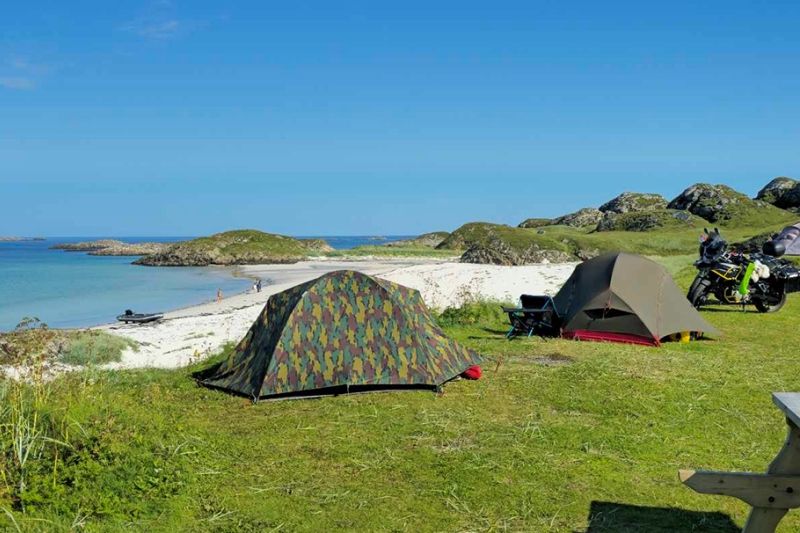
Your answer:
[779,268,800,293]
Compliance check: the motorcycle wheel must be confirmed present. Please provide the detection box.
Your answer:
[688,278,711,309]
[754,292,787,313]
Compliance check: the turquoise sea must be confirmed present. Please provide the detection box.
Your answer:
[0,236,408,331]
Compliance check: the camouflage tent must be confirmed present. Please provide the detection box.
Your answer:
[198,270,481,399]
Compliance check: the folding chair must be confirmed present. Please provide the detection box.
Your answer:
[502,294,560,339]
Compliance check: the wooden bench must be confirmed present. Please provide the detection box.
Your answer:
[680,392,800,532]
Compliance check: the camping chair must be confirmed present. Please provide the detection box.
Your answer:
[502,294,560,339]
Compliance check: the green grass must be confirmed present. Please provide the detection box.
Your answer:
[433,216,797,262]
[58,331,138,366]
[4,262,800,531]
[136,230,331,265]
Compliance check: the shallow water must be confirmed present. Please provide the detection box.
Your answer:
[0,235,410,331]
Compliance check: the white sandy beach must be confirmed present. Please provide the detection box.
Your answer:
[96,259,577,371]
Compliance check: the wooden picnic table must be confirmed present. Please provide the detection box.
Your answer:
[680,392,800,532]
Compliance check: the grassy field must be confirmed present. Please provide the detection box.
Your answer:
[3,258,800,531]
[436,216,796,261]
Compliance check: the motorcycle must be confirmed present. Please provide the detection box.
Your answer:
[687,228,800,313]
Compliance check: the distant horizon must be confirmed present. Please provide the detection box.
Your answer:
[2,177,795,237]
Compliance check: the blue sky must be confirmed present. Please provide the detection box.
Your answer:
[1,1,799,236]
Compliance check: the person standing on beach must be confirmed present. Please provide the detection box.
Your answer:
[217,288,223,302]
[256,279,262,293]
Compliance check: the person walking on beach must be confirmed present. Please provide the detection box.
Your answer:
[256,279,262,293]
[216,288,223,302]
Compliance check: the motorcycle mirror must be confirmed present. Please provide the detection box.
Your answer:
[704,227,709,235]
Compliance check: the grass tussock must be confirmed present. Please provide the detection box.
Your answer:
[436,300,509,327]
[0,318,137,368]
[58,331,137,366]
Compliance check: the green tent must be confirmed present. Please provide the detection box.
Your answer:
[198,270,481,399]
[553,252,719,346]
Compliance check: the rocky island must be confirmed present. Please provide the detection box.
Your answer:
[0,237,45,242]
[51,240,175,256]
[134,230,335,266]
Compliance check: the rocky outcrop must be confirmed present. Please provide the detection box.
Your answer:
[383,231,450,248]
[517,218,553,229]
[52,240,174,256]
[595,209,700,232]
[302,239,336,254]
[599,192,668,214]
[52,239,124,251]
[460,238,573,266]
[134,230,331,266]
[552,208,604,228]
[756,177,800,209]
[667,183,775,223]
[92,243,175,256]
[437,222,577,265]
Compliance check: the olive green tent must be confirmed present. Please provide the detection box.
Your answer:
[197,270,481,399]
[553,252,719,346]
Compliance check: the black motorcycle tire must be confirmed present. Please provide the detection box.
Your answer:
[754,291,787,313]
[688,278,711,309]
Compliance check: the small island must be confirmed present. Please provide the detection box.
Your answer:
[0,236,45,242]
[134,229,334,266]
[51,240,175,256]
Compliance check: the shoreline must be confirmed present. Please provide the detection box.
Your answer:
[94,259,577,371]
[1,258,578,378]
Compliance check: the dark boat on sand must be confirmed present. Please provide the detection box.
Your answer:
[117,310,164,324]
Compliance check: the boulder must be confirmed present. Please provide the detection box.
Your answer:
[667,183,770,223]
[599,192,667,214]
[756,177,798,207]
[552,208,604,228]
[517,218,553,229]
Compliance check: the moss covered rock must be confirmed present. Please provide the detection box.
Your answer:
[667,183,789,225]
[517,218,553,229]
[552,208,604,228]
[460,239,573,265]
[383,231,450,248]
[595,209,701,232]
[599,192,668,214]
[437,222,576,265]
[756,176,800,209]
